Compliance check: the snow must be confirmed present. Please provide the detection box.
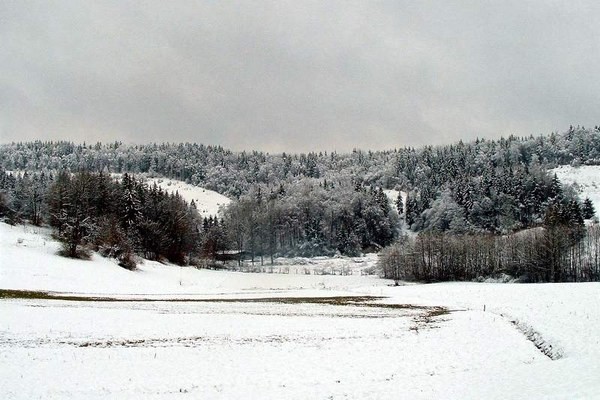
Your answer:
[5,171,230,218]
[551,165,600,215]
[0,224,382,298]
[1,222,600,399]
[383,189,404,209]
[1,301,566,400]
[367,282,600,360]
[110,174,231,218]
[146,177,231,218]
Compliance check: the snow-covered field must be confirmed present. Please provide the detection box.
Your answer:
[1,223,599,399]
[551,165,600,214]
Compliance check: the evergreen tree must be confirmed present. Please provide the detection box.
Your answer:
[395,192,404,215]
[405,192,419,226]
[50,172,96,258]
[120,173,142,230]
[582,197,596,219]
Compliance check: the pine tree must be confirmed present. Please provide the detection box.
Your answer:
[120,173,142,229]
[582,197,596,219]
[549,174,563,199]
[47,170,72,233]
[52,172,96,258]
[395,192,404,215]
[405,192,419,226]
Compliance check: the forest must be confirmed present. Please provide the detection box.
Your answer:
[0,170,198,268]
[1,126,599,281]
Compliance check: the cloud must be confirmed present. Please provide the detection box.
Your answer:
[1,1,599,152]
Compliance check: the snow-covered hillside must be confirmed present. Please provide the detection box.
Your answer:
[110,174,231,218]
[0,223,380,297]
[146,177,231,218]
[1,222,600,399]
[551,165,600,215]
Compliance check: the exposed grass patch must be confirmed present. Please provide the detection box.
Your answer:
[0,289,448,315]
[0,289,126,302]
[0,289,386,304]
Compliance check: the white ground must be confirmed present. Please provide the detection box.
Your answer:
[109,174,231,218]
[551,165,600,215]
[1,222,599,399]
[146,177,231,219]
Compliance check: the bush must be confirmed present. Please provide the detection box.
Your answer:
[118,250,137,270]
[58,242,92,260]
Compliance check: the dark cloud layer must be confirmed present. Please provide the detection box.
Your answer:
[1,1,599,152]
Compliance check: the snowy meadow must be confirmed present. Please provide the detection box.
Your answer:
[1,223,599,399]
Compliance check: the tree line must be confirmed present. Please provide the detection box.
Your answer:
[1,168,199,268]
[3,126,600,200]
[2,126,600,236]
[218,180,398,262]
[2,127,600,279]
[0,167,400,264]
[380,191,599,283]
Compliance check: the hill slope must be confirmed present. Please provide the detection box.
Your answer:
[146,177,231,218]
[551,165,600,215]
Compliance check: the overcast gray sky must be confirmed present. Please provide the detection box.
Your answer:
[1,1,599,152]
